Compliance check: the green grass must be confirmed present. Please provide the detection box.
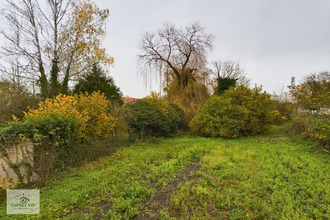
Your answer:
[0,135,329,219]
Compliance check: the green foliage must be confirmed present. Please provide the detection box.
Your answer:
[215,76,237,95]
[308,115,330,149]
[122,100,162,139]
[190,85,274,138]
[288,72,330,111]
[1,91,118,185]
[1,136,328,219]
[74,138,122,165]
[286,72,329,149]
[73,65,123,105]
[287,114,329,150]
[166,79,210,127]
[24,113,79,169]
[168,103,184,132]
[190,95,243,138]
[1,113,79,186]
[49,60,62,97]
[122,96,184,139]
[169,181,212,218]
[288,116,311,134]
[289,114,330,150]
[271,99,295,124]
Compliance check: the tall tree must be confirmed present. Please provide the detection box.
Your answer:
[73,64,123,105]
[288,72,330,111]
[139,22,214,91]
[0,0,113,98]
[139,22,214,125]
[211,60,250,86]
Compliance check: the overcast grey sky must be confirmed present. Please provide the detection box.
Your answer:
[96,0,330,98]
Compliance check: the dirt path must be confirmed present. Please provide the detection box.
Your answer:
[134,158,201,220]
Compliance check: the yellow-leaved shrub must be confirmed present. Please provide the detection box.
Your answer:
[25,91,116,138]
[76,91,116,138]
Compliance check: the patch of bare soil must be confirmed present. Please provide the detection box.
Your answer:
[134,158,201,220]
[81,201,113,220]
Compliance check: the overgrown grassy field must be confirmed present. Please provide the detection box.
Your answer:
[0,133,329,219]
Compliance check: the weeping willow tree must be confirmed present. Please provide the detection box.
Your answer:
[163,68,210,125]
[138,22,214,126]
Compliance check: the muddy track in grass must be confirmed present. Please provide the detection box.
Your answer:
[82,161,201,220]
[134,158,201,220]
[82,157,202,219]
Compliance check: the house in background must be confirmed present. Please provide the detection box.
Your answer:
[121,97,139,104]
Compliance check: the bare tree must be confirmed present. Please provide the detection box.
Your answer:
[139,22,214,126]
[139,22,214,90]
[211,60,250,86]
[0,0,112,97]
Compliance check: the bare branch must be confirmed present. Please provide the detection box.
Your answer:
[138,22,214,90]
[211,60,250,86]
[1,0,111,96]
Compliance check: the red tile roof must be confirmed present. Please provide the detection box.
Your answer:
[121,97,139,103]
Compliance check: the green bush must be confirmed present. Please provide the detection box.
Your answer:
[287,114,329,150]
[288,116,311,134]
[1,113,79,186]
[271,99,295,124]
[24,113,79,169]
[308,115,330,149]
[168,103,184,132]
[27,114,79,186]
[189,86,274,138]
[215,77,237,95]
[122,100,184,139]
[122,100,160,138]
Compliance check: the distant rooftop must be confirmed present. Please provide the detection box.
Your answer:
[121,97,139,104]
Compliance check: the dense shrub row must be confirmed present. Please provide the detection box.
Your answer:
[0,91,185,186]
[0,91,118,186]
